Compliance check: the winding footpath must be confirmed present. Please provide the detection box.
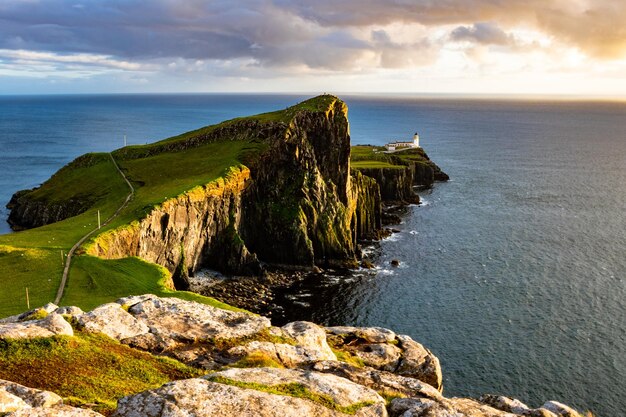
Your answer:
[53,153,135,305]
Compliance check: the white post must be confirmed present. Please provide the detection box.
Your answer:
[61,250,64,265]
[98,210,101,229]
[124,134,127,147]
[26,287,30,309]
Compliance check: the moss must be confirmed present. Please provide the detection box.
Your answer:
[231,352,284,369]
[331,348,366,368]
[0,332,204,415]
[203,327,297,351]
[19,308,49,322]
[378,390,406,405]
[207,375,376,414]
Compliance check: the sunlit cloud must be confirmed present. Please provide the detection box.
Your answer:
[0,0,625,95]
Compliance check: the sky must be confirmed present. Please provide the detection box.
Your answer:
[1,0,626,96]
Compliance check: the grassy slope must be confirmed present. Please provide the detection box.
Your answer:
[0,332,204,415]
[350,144,429,169]
[0,95,336,318]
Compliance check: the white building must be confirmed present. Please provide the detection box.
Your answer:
[384,133,420,151]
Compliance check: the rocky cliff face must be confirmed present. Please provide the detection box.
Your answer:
[0,295,587,417]
[88,96,382,279]
[7,96,443,279]
[87,166,261,281]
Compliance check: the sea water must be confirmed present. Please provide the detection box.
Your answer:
[0,94,624,416]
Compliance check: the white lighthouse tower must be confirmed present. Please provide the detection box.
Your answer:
[413,132,420,148]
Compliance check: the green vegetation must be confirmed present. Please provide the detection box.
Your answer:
[0,332,204,415]
[331,348,366,368]
[207,375,376,414]
[231,352,285,369]
[0,96,341,318]
[63,255,248,313]
[350,144,429,170]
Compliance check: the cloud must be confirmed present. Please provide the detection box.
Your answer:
[0,0,626,94]
[450,22,514,46]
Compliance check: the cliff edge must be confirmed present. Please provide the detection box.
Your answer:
[5,96,444,296]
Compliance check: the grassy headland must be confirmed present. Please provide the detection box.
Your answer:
[0,96,335,318]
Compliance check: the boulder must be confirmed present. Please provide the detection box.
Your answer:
[281,321,336,361]
[0,313,73,339]
[0,304,59,324]
[0,380,63,410]
[352,343,402,371]
[540,401,582,417]
[77,303,149,341]
[7,404,105,416]
[228,340,335,368]
[480,395,531,414]
[312,361,442,400]
[54,306,84,316]
[395,335,442,391]
[0,380,99,416]
[326,326,397,344]
[389,397,519,417]
[113,368,387,417]
[121,296,271,351]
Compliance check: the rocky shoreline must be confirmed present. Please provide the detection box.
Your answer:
[0,295,586,417]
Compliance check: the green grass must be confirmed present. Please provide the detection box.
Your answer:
[231,352,285,369]
[0,95,340,318]
[350,144,431,171]
[61,255,248,313]
[207,375,376,414]
[351,161,406,169]
[0,332,204,415]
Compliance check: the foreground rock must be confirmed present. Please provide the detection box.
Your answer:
[0,295,587,417]
[113,367,387,417]
[0,380,103,416]
[326,326,442,392]
[0,313,73,339]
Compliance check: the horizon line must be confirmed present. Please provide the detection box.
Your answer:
[1,91,626,102]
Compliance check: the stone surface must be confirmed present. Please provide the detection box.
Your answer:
[389,397,519,417]
[282,321,337,360]
[312,361,442,401]
[0,380,63,409]
[113,371,387,417]
[6,404,105,416]
[540,401,582,417]
[77,303,149,341]
[54,306,84,316]
[209,367,386,411]
[480,395,531,414]
[123,297,270,351]
[353,343,402,371]
[0,313,73,339]
[395,335,442,391]
[326,326,397,344]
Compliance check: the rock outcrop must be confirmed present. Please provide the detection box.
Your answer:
[0,313,73,339]
[0,295,587,417]
[0,380,103,416]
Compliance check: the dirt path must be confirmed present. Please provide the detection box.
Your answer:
[53,153,134,305]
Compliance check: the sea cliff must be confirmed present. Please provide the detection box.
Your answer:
[6,96,444,287]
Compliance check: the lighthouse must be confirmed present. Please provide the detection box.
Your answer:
[413,132,420,148]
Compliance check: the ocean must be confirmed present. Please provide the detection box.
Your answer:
[0,94,624,416]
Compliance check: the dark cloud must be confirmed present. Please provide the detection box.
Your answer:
[0,0,624,77]
[450,22,513,45]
